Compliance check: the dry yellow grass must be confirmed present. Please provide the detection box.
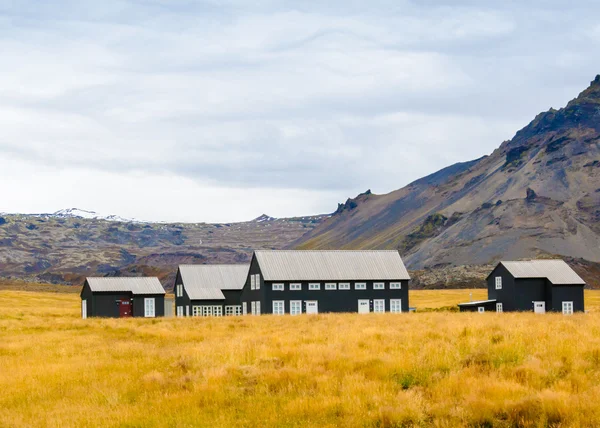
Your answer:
[2,289,600,427]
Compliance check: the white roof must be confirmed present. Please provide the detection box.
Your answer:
[254,250,410,281]
[498,260,585,285]
[179,264,249,300]
[458,299,497,306]
[86,277,165,295]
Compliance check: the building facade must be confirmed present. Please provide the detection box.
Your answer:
[80,277,166,318]
[174,264,249,316]
[458,260,585,313]
[240,250,410,315]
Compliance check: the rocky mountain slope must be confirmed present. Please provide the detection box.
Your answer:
[295,76,600,271]
[0,213,324,287]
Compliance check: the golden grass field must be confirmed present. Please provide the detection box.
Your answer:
[2,286,600,427]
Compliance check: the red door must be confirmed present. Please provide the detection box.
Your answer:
[119,299,132,317]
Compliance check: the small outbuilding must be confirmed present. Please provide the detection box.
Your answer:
[80,277,166,318]
[174,264,249,316]
[459,259,585,314]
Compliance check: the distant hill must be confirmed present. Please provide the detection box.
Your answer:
[294,76,600,274]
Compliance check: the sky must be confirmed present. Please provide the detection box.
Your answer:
[1,0,599,223]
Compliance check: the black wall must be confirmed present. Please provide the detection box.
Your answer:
[175,268,243,316]
[80,281,165,318]
[132,295,165,317]
[551,285,584,312]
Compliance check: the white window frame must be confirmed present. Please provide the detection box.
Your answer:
[495,276,502,290]
[225,305,242,316]
[272,283,284,291]
[478,307,485,313]
[176,306,183,317]
[390,299,402,313]
[256,301,261,315]
[81,300,87,319]
[144,298,156,318]
[496,303,503,313]
[373,283,385,290]
[255,274,261,290]
[251,275,256,290]
[562,301,574,315]
[373,299,385,313]
[192,306,201,316]
[242,302,247,315]
[201,306,213,317]
[309,283,321,290]
[213,306,223,317]
[325,283,337,290]
[390,282,402,289]
[355,282,367,290]
[272,300,285,315]
[338,283,350,290]
[185,305,190,317]
[290,283,302,291]
[251,301,256,315]
[290,300,302,316]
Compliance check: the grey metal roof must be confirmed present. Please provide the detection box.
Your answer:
[254,250,410,281]
[458,299,497,306]
[499,260,585,285]
[86,277,166,295]
[179,264,250,300]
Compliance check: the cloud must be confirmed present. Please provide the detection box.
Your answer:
[0,0,599,221]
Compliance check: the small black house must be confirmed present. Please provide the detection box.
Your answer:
[240,250,410,315]
[458,259,585,314]
[81,277,166,318]
[174,264,249,316]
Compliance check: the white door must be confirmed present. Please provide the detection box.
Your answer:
[185,306,190,317]
[358,299,370,314]
[373,299,385,313]
[81,300,87,319]
[562,301,573,315]
[305,301,318,314]
[144,298,156,317]
[533,301,546,314]
[390,299,402,313]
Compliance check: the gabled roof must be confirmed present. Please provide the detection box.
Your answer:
[492,260,585,285]
[178,264,249,300]
[254,250,410,281]
[86,277,166,295]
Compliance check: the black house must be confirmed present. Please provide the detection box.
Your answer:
[80,277,166,318]
[174,264,249,316]
[240,250,410,315]
[458,260,585,314]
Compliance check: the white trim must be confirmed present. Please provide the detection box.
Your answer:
[185,305,190,317]
[272,283,284,291]
[176,306,183,317]
[478,307,485,313]
[144,298,156,318]
[256,301,261,315]
[373,299,385,313]
[325,283,337,290]
[290,283,302,291]
[225,305,242,316]
[373,283,385,290]
[338,283,350,290]
[81,300,87,319]
[272,300,285,315]
[242,302,247,315]
[355,282,366,290]
[495,276,502,290]
[562,301,573,315]
[390,282,402,289]
[309,283,321,290]
[251,275,256,290]
[290,300,302,316]
[255,274,261,290]
[496,303,503,313]
[390,299,402,313]
[251,301,256,315]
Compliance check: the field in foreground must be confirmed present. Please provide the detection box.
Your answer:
[3,290,600,427]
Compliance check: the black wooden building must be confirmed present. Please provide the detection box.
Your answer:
[174,264,249,316]
[240,250,410,315]
[458,260,585,314]
[80,277,166,318]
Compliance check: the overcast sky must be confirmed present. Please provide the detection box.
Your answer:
[1,0,599,222]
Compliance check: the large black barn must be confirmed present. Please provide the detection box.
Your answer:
[80,277,166,318]
[174,264,249,316]
[240,250,410,315]
[458,259,585,314]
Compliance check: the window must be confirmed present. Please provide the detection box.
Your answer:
[355,283,366,290]
[175,284,181,297]
[290,300,302,315]
[373,283,385,290]
[81,300,87,319]
[256,301,261,315]
[185,306,189,317]
[496,303,503,313]
[495,277,502,290]
[273,301,285,315]
[309,283,321,290]
[242,302,247,315]
[390,282,402,289]
[325,283,337,290]
[192,306,202,316]
[176,306,183,317]
[272,283,284,291]
[251,275,256,290]
[390,299,402,313]
[225,305,242,316]
[144,298,156,317]
[290,283,301,291]
[478,307,485,313]
[213,306,223,317]
[373,299,385,313]
[255,274,261,290]
[339,283,350,290]
[251,301,256,315]
[562,301,574,315]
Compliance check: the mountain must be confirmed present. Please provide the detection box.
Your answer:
[295,76,600,271]
[0,213,325,287]
[43,208,142,223]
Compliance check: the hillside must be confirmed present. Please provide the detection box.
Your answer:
[0,213,324,287]
[295,76,600,272]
